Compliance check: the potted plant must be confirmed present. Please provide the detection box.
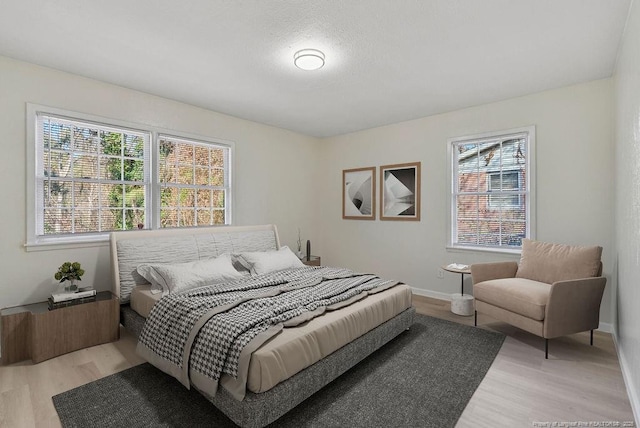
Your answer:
[54,262,85,292]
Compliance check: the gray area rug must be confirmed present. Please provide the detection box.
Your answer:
[53,314,504,428]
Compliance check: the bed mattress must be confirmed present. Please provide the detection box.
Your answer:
[130,283,412,393]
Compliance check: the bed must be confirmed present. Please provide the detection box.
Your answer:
[110,224,415,428]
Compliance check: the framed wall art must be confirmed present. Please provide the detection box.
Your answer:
[342,167,376,220]
[380,162,421,221]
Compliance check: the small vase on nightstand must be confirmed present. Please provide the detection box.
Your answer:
[65,279,78,292]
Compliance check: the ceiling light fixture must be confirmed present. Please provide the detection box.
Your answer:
[294,49,325,71]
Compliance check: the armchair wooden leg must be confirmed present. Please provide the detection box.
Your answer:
[474,310,477,326]
[590,329,594,346]
[545,339,549,359]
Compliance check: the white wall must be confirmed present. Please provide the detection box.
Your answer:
[319,79,615,326]
[614,0,640,420]
[0,55,320,310]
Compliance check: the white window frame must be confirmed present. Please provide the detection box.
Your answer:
[447,126,536,254]
[26,104,234,250]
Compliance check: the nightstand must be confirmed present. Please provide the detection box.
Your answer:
[301,255,321,266]
[1,291,119,365]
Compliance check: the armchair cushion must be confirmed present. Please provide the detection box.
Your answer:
[474,278,551,321]
[515,239,602,284]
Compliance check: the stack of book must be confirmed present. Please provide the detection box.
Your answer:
[48,289,97,310]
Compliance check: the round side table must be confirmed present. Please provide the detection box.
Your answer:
[442,264,474,316]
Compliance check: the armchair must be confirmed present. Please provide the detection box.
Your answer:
[471,239,606,359]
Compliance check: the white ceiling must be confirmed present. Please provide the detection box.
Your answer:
[0,1,631,138]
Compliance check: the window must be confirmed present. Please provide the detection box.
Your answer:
[449,127,535,252]
[28,106,232,247]
[36,114,150,237]
[158,135,230,227]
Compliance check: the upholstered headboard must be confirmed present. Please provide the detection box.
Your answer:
[110,224,281,303]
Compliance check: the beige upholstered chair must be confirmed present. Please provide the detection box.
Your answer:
[471,239,606,358]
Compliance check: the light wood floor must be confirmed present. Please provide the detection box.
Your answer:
[0,296,635,428]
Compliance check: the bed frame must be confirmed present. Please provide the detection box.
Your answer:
[110,224,415,428]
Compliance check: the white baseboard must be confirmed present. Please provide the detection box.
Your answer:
[410,287,455,301]
[597,321,612,333]
[611,329,640,425]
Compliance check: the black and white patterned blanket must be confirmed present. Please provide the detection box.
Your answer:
[136,266,399,400]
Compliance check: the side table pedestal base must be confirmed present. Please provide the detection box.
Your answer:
[451,293,474,316]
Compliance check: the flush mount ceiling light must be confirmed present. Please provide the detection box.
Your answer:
[294,49,325,71]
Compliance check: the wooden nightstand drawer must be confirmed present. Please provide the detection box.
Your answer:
[1,291,119,365]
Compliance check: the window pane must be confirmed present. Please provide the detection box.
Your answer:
[101,131,123,155]
[101,184,122,208]
[197,189,211,207]
[179,208,195,226]
[75,210,99,233]
[160,161,177,183]
[211,148,224,168]
[195,167,209,186]
[73,154,98,179]
[210,168,225,186]
[458,171,481,193]
[197,209,211,225]
[123,159,144,182]
[161,187,178,207]
[213,209,225,225]
[501,221,526,246]
[45,151,71,178]
[177,166,193,185]
[49,123,72,151]
[44,208,72,234]
[124,185,145,208]
[124,134,144,158]
[477,221,500,246]
[457,194,478,221]
[160,208,178,228]
[124,209,145,229]
[44,181,72,207]
[74,127,98,153]
[456,219,478,245]
[194,146,209,167]
[74,182,99,208]
[100,209,118,231]
[176,144,193,164]
[213,190,225,208]
[178,188,194,208]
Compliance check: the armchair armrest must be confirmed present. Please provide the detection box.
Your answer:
[470,261,518,284]
[544,276,607,338]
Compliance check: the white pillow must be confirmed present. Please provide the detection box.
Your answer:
[136,253,244,295]
[235,246,304,276]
